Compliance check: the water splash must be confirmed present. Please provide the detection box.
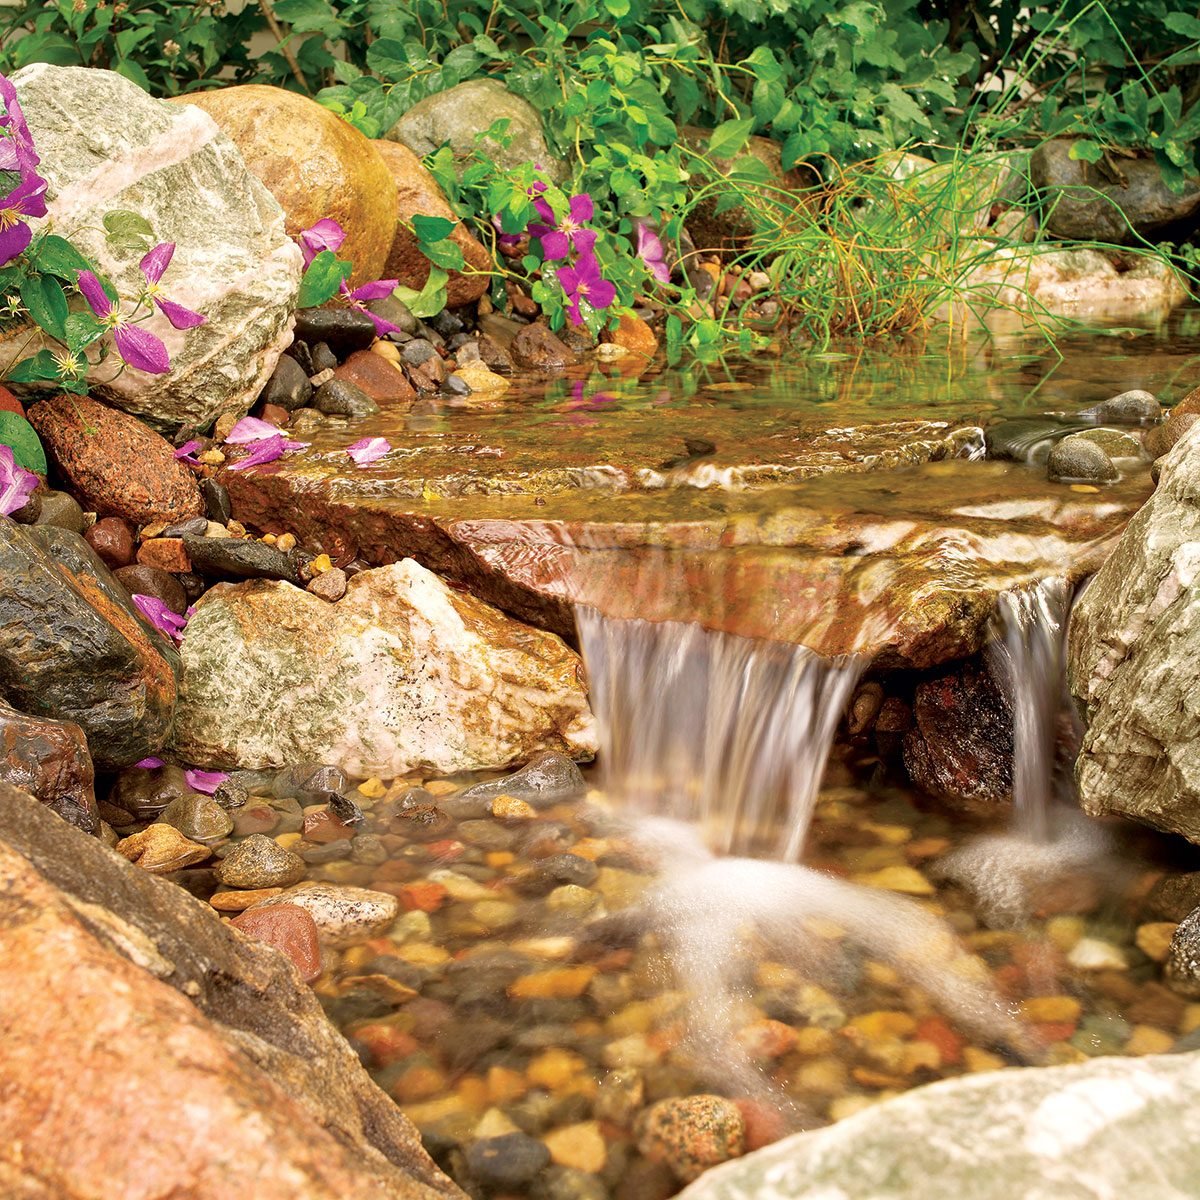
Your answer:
[577,611,861,861]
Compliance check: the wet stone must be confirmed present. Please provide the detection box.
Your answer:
[401,338,438,367]
[1046,437,1118,483]
[230,903,323,983]
[33,490,86,533]
[334,350,415,406]
[293,307,377,358]
[1063,428,1143,459]
[84,517,134,569]
[313,378,380,418]
[114,564,188,613]
[983,419,1075,463]
[466,1132,551,1190]
[116,823,211,873]
[158,792,234,844]
[1081,389,1162,425]
[515,853,599,895]
[307,567,347,602]
[366,293,419,336]
[201,478,232,525]
[261,353,314,412]
[457,752,586,810]
[182,535,304,584]
[310,342,338,374]
[1166,907,1200,999]
[275,762,348,804]
[511,322,576,371]
[251,882,399,946]
[1144,410,1199,459]
[163,516,210,539]
[111,764,192,821]
[213,833,306,888]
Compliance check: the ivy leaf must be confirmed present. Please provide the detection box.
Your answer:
[20,275,68,341]
[31,235,94,281]
[411,214,456,242]
[296,250,351,309]
[393,266,448,319]
[65,311,105,353]
[365,37,408,79]
[102,209,154,253]
[0,411,47,473]
[7,349,61,383]
[1165,12,1200,39]
[707,118,754,160]
[420,238,466,271]
[1068,139,1104,163]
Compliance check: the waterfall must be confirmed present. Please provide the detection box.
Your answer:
[576,610,862,862]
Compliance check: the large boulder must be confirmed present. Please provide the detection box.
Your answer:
[171,558,596,775]
[183,84,398,287]
[0,782,462,1200]
[0,521,178,768]
[387,79,564,180]
[1032,139,1200,243]
[0,700,96,834]
[1069,422,1200,841]
[10,64,301,430]
[373,140,491,308]
[679,1051,1200,1200]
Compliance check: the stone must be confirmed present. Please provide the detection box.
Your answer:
[1063,428,1142,459]
[604,313,658,359]
[1167,907,1200,999]
[1080,389,1162,425]
[171,560,595,776]
[180,84,396,287]
[110,763,191,822]
[32,488,84,532]
[0,700,97,834]
[8,65,300,429]
[335,350,417,406]
[214,834,306,889]
[1144,410,1199,459]
[0,522,178,768]
[261,353,314,412]
[158,792,234,844]
[137,537,192,573]
[1069,423,1200,841]
[114,564,188,614]
[0,784,456,1199]
[251,882,399,947]
[84,517,135,569]
[511,323,576,371]
[1136,922,1179,962]
[638,1096,746,1183]
[387,79,562,180]
[1046,437,1118,483]
[202,478,233,525]
[230,902,323,983]
[543,1122,606,1173]
[182,535,304,584]
[467,1132,551,1190]
[1032,139,1200,244]
[116,823,211,873]
[452,363,510,396]
[1143,873,1200,923]
[373,140,492,308]
[313,378,380,418]
[458,752,586,810]
[903,663,1012,808]
[307,567,348,602]
[294,307,379,359]
[28,395,203,525]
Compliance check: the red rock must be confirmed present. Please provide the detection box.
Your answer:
[0,699,97,833]
[0,384,24,416]
[258,402,291,426]
[733,1099,789,1152]
[231,903,323,983]
[426,838,466,863]
[334,349,417,406]
[1031,1020,1078,1046]
[397,881,448,913]
[84,516,135,568]
[604,313,658,358]
[302,808,354,844]
[351,1022,419,1066]
[28,394,203,525]
[916,1015,964,1066]
[137,537,192,573]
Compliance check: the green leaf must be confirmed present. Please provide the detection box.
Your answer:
[604,0,631,15]
[6,350,61,384]
[64,311,105,353]
[0,411,47,474]
[1165,12,1200,39]
[102,209,154,253]
[1068,139,1104,163]
[707,118,754,160]
[32,235,93,281]
[366,37,408,79]
[393,266,448,319]
[296,250,351,308]
[420,238,466,271]
[20,275,68,341]
[411,214,456,242]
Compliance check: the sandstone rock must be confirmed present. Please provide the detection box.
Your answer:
[0,522,178,768]
[171,559,596,775]
[677,1052,1200,1200]
[511,323,576,371]
[28,395,203,525]
[116,822,211,873]
[0,700,97,833]
[250,882,399,947]
[1046,437,1118,484]
[1069,423,1200,842]
[0,783,460,1199]
[373,140,491,308]
[1032,139,1200,243]
[114,563,188,614]
[215,833,306,889]
[9,64,301,429]
[335,349,417,406]
[603,313,659,359]
[387,80,562,180]
[181,84,397,286]
[1144,410,1199,460]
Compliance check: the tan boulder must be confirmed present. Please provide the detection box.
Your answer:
[373,140,492,308]
[181,85,397,286]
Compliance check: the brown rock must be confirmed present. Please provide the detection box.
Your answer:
[0,784,461,1200]
[307,567,347,602]
[114,563,188,614]
[211,886,284,911]
[302,809,354,844]
[637,1095,746,1183]
[373,140,491,308]
[116,823,211,873]
[0,384,23,416]
[84,516,134,569]
[0,700,97,834]
[27,395,203,526]
[1145,410,1200,459]
[604,313,658,359]
[181,86,398,287]
[511,323,576,371]
[334,350,417,406]
[259,402,291,426]
[231,902,323,983]
[137,537,192,573]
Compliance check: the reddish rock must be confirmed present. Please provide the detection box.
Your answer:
[259,402,291,426]
[397,881,449,913]
[302,808,354,844]
[511,323,576,371]
[373,140,491,308]
[0,384,23,416]
[0,699,97,834]
[28,394,203,526]
[84,516,135,568]
[137,537,192,573]
[1144,410,1199,459]
[334,350,417,406]
[604,313,658,358]
[637,1095,747,1183]
[114,563,188,614]
[231,902,323,983]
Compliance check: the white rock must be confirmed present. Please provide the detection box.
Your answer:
[250,883,398,947]
[1066,937,1128,971]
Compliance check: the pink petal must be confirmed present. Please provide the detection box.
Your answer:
[568,193,594,224]
[225,416,283,444]
[0,445,36,516]
[299,218,346,264]
[174,439,202,459]
[135,757,165,769]
[227,434,288,471]
[538,229,570,261]
[347,278,399,303]
[347,436,390,465]
[0,218,30,268]
[573,229,598,256]
[139,242,174,285]
[154,296,206,330]
[131,593,187,642]
[113,322,170,375]
[184,768,229,794]
[589,278,617,310]
[362,308,402,338]
[76,270,113,319]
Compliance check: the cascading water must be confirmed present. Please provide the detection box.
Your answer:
[575,609,862,861]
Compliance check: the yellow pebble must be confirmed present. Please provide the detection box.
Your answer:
[1046,916,1085,952]
[1181,1005,1200,1035]
[793,1027,836,1056]
[274,831,302,850]
[491,794,537,820]
[1069,484,1100,493]
[1135,922,1178,963]
[527,1048,587,1091]
[487,1066,529,1104]
[397,942,450,966]
[962,1046,1007,1073]
[509,966,596,1000]
[1125,1024,1175,1055]
[276,532,297,551]
[854,866,935,896]
[310,553,334,575]
[1019,996,1082,1024]
[543,1121,607,1173]
[423,779,459,796]
[455,1075,490,1113]
[261,533,276,544]
[486,851,515,868]
[340,945,376,971]
[849,1011,918,1040]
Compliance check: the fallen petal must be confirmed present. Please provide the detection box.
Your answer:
[184,768,229,794]
[347,436,390,466]
[135,757,165,769]
[226,434,287,471]
[225,416,284,444]
[131,593,187,642]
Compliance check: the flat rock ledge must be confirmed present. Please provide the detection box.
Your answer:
[0,783,462,1200]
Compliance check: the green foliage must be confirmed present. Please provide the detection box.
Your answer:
[0,411,46,473]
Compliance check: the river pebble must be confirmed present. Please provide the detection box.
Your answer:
[252,882,399,946]
[214,833,306,888]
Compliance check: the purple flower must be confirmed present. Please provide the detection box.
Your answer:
[135,757,165,769]
[0,172,47,267]
[132,593,188,642]
[139,243,206,330]
[339,278,402,337]
[347,436,390,466]
[635,221,670,285]
[0,74,41,175]
[226,433,306,471]
[185,768,229,794]
[557,252,616,325]
[224,416,284,444]
[530,193,596,262]
[298,218,346,267]
[174,438,203,466]
[77,270,169,375]
[0,444,36,516]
